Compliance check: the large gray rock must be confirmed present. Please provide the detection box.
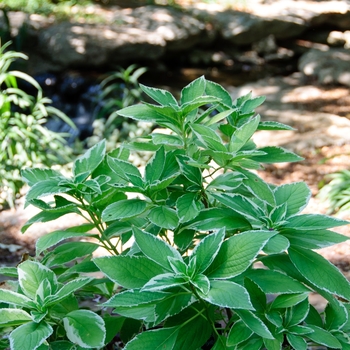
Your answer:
[36,6,207,69]
[214,10,307,45]
[37,21,165,69]
[298,48,350,87]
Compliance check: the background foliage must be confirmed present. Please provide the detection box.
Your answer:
[0,41,74,208]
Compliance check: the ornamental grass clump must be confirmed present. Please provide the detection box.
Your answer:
[0,76,349,349]
[0,41,75,209]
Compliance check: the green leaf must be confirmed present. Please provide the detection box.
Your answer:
[25,179,71,202]
[210,193,264,223]
[263,336,283,350]
[103,315,125,346]
[166,305,212,350]
[148,206,178,230]
[174,229,195,251]
[36,230,92,255]
[21,210,76,233]
[49,341,77,350]
[0,289,36,308]
[211,336,235,350]
[205,109,236,126]
[240,96,266,114]
[104,289,167,308]
[190,228,225,274]
[156,292,193,323]
[63,310,105,348]
[205,79,233,107]
[229,115,260,153]
[94,255,166,289]
[142,273,188,291]
[46,278,92,306]
[0,309,32,327]
[176,155,202,186]
[206,230,276,279]
[191,274,210,294]
[274,182,311,217]
[239,168,275,206]
[35,279,52,306]
[180,75,206,105]
[145,146,165,184]
[271,293,309,309]
[9,321,53,350]
[235,309,274,339]
[306,324,342,349]
[206,172,246,191]
[152,133,184,147]
[263,234,290,254]
[243,269,310,294]
[21,168,63,186]
[324,300,348,331]
[186,207,251,232]
[287,325,313,335]
[107,156,143,187]
[251,146,303,163]
[124,327,179,350]
[286,298,310,326]
[47,242,99,266]
[0,266,17,278]
[18,261,57,299]
[25,196,80,221]
[176,192,201,223]
[73,139,106,179]
[102,199,147,221]
[258,121,295,131]
[286,334,307,350]
[190,124,226,152]
[282,229,350,249]
[139,84,178,106]
[289,246,350,300]
[282,214,348,231]
[227,320,253,346]
[201,280,254,310]
[118,105,180,133]
[109,303,157,323]
[133,227,182,270]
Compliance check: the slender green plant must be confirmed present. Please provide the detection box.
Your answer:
[88,64,149,149]
[318,169,350,214]
[0,41,75,209]
[0,76,350,349]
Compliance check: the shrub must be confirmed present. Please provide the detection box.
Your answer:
[0,41,75,209]
[0,76,349,349]
[318,169,350,215]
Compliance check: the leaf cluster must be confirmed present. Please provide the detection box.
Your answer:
[1,76,350,349]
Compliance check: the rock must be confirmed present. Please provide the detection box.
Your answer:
[214,10,307,45]
[35,5,207,69]
[327,31,347,47]
[37,21,165,69]
[298,48,350,87]
[328,30,350,48]
[2,0,350,75]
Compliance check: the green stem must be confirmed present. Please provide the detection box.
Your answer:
[190,284,221,341]
[76,195,120,255]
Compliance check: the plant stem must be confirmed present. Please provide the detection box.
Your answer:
[77,195,120,255]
